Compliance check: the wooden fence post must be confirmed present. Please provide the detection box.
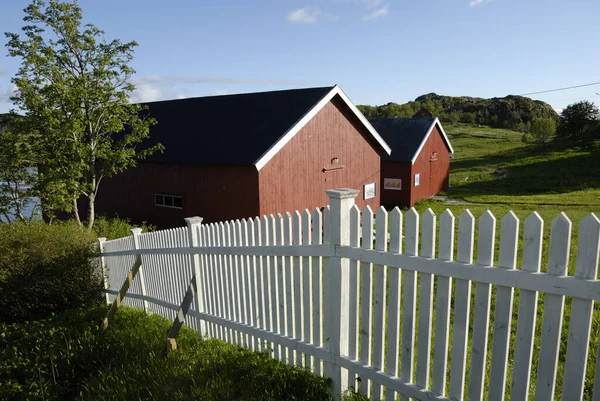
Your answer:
[98,237,110,305]
[131,228,150,314]
[325,188,359,400]
[185,217,206,336]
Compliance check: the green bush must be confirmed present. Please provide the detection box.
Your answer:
[0,221,103,323]
[93,215,156,240]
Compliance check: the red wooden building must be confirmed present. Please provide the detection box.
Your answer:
[369,117,453,208]
[96,86,391,227]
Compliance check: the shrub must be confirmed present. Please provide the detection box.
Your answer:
[530,118,557,146]
[93,215,156,240]
[0,221,103,322]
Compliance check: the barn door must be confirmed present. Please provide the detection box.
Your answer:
[429,152,438,195]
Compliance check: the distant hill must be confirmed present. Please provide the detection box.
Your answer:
[358,93,559,130]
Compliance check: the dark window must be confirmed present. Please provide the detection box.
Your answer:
[155,194,183,209]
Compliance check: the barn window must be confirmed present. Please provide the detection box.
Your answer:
[414,173,421,187]
[155,193,184,209]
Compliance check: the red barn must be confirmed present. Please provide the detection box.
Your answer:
[369,117,453,208]
[96,86,391,227]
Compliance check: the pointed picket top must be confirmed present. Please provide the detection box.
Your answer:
[218,221,226,247]
[390,207,403,254]
[421,208,436,258]
[293,211,302,246]
[302,209,312,245]
[499,211,520,269]
[575,213,600,279]
[376,207,389,252]
[312,208,323,244]
[362,205,374,249]
[439,209,455,262]
[235,220,244,246]
[323,206,331,245]
[350,205,361,248]
[458,209,475,264]
[548,212,572,275]
[523,212,544,272]
[284,212,293,246]
[406,207,420,256]
[262,215,271,246]
[477,210,496,266]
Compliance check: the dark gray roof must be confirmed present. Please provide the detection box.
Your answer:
[368,118,437,162]
[140,86,335,165]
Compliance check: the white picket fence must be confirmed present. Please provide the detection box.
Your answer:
[99,188,600,401]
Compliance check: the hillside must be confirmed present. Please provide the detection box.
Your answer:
[358,94,559,130]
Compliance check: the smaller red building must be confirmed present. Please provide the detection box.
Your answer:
[369,117,453,208]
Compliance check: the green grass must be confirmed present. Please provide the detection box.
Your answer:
[0,304,334,401]
[445,123,600,207]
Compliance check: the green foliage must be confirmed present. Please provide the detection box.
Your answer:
[357,93,559,130]
[5,0,163,228]
[0,114,40,222]
[0,220,103,322]
[92,215,156,240]
[0,305,334,401]
[558,100,600,139]
[0,304,108,400]
[529,118,556,146]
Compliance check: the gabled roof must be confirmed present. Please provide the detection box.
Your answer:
[368,117,453,164]
[140,85,390,170]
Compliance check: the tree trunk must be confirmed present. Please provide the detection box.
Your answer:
[86,193,95,231]
[73,198,81,225]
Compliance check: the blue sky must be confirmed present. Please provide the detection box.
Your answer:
[0,0,599,113]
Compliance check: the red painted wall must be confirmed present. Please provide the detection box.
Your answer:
[408,125,451,206]
[96,162,259,228]
[258,95,382,216]
[380,124,450,208]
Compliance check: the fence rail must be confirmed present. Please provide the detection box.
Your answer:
[100,189,600,401]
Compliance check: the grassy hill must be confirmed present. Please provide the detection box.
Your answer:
[444,123,600,207]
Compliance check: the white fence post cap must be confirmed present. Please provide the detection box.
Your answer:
[185,216,204,226]
[326,188,359,200]
[130,228,143,235]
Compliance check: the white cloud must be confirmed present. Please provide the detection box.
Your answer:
[362,0,384,8]
[0,84,17,102]
[0,66,8,76]
[286,6,323,24]
[363,4,389,21]
[133,75,307,86]
[210,90,232,96]
[469,0,493,7]
[130,82,164,103]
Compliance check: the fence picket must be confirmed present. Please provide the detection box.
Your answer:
[511,212,543,400]
[489,212,519,401]
[276,214,287,361]
[372,207,389,400]
[293,211,303,366]
[566,214,600,399]
[283,212,294,365]
[312,208,323,375]
[261,216,270,342]
[417,209,436,392]
[302,210,313,370]
[241,220,252,348]
[385,207,402,401]
[255,217,265,350]
[348,205,361,390]
[400,207,419,401]
[359,206,374,397]
[268,215,279,358]
[234,220,245,346]
[432,209,454,396]
[450,209,475,400]
[535,212,571,401]
[468,210,495,400]
[223,222,234,343]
